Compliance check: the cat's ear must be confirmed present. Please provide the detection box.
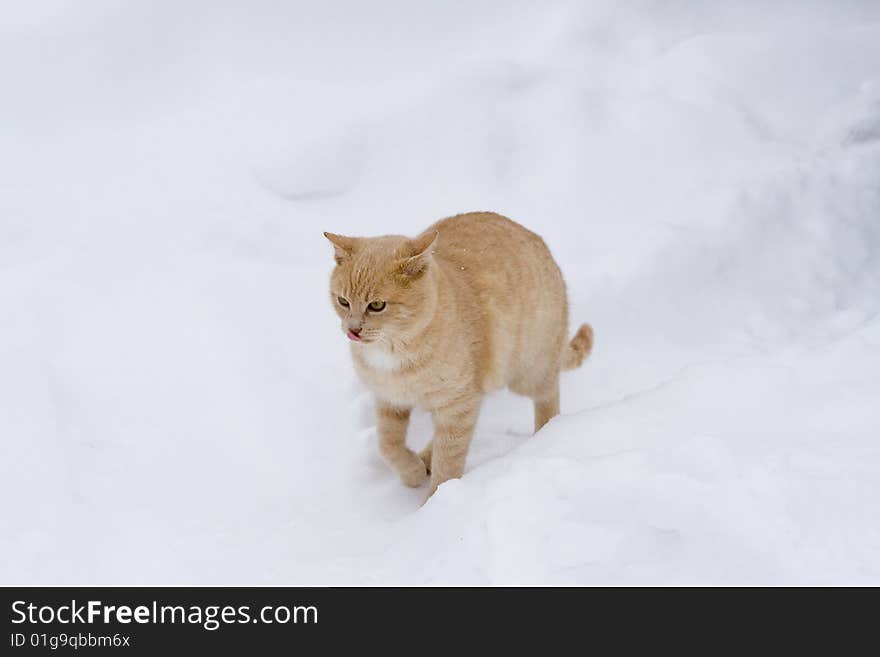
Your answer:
[323,232,355,265]
[400,231,438,278]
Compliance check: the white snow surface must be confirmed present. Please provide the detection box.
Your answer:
[2,1,880,584]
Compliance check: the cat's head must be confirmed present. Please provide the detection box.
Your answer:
[324,230,438,347]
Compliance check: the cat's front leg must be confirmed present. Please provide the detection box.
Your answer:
[376,401,427,487]
[418,441,433,473]
[426,397,482,499]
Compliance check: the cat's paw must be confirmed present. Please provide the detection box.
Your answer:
[400,461,428,487]
[398,450,428,488]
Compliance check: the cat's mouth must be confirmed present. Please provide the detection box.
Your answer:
[347,330,379,344]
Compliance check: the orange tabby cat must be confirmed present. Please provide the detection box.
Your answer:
[325,211,592,499]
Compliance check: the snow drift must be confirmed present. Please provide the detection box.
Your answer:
[2,1,879,584]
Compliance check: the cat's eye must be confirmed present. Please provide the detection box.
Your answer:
[337,296,350,307]
[368,300,386,312]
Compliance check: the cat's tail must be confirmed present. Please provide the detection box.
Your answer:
[562,323,593,371]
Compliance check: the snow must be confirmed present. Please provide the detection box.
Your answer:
[2,1,879,584]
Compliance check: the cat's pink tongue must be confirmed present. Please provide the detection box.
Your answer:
[346,329,362,342]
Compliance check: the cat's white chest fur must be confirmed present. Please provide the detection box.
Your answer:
[359,344,402,371]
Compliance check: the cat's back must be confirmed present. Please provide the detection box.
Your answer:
[426,211,562,289]
[423,211,568,390]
